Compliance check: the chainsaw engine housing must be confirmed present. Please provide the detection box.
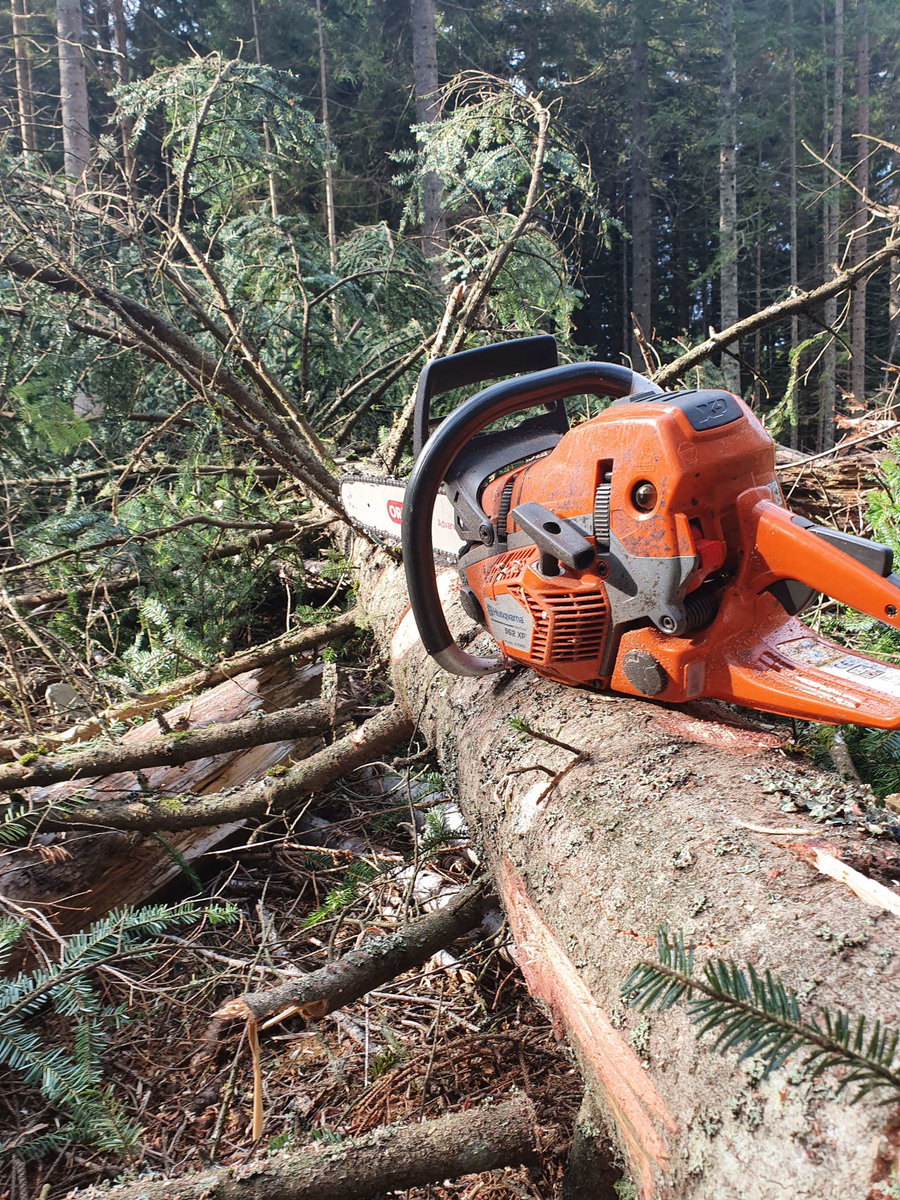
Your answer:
[458,385,775,688]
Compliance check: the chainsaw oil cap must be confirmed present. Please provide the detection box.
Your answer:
[622,650,668,697]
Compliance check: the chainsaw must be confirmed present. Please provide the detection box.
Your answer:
[342,335,900,728]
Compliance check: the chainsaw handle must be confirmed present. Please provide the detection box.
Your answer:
[402,361,658,676]
[745,496,900,629]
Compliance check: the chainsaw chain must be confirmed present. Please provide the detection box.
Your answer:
[341,471,459,566]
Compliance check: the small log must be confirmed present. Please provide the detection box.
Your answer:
[0,664,325,929]
[29,703,414,831]
[66,1095,537,1200]
[216,876,492,1025]
[0,698,356,791]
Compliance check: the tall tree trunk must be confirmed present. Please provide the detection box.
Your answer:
[11,0,37,156]
[849,0,869,409]
[752,147,763,408]
[314,0,337,263]
[410,0,446,283]
[251,0,278,221]
[718,0,740,395]
[56,0,90,189]
[788,0,801,447]
[629,10,651,365]
[110,0,135,191]
[819,0,844,450]
[674,151,690,336]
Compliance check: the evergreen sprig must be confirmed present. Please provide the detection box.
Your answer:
[0,901,234,1160]
[622,927,900,1104]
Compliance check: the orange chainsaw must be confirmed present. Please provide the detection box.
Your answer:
[341,335,900,728]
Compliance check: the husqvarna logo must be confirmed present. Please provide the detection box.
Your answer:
[387,499,403,524]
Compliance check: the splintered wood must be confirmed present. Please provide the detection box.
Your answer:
[777,448,885,534]
[1,662,324,929]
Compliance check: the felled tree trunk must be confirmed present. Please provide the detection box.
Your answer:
[355,543,900,1200]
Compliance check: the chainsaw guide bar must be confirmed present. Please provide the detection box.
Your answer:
[341,472,459,564]
[343,334,900,728]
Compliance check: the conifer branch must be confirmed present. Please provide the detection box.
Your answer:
[622,927,900,1103]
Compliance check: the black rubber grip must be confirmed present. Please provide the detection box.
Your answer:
[412,335,558,459]
[402,361,642,661]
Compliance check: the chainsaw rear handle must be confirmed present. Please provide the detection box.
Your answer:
[401,361,660,676]
[744,495,900,629]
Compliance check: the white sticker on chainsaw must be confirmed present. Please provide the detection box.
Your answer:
[783,637,900,699]
[484,593,534,652]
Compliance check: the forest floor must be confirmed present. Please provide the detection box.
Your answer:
[0,636,586,1200]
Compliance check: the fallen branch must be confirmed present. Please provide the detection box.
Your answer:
[652,236,900,388]
[1,514,292,579]
[216,876,492,1025]
[789,842,900,918]
[0,251,344,514]
[0,608,358,762]
[12,463,285,490]
[0,698,356,791]
[33,703,414,831]
[66,1095,537,1200]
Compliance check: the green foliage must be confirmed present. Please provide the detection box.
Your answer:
[622,927,900,1104]
[0,793,90,846]
[302,861,380,928]
[867,442,900,563]
[118,55,324,215]
[419,806,465,855]
[764,331,832,441]
[16,468,295,690]
[10,387,92,456]
[0,901,235,1161]
[394,75,596,340]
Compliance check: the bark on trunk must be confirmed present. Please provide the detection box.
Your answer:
[787,0,800,447]
[354,543,900,1199]
[110,0,135,188]
[819,0,845,450]
[410,0,446,279]
[629,16,651,367]
[718,0,740,395]
[11,0,37,156]
[849,0,869,408]
[56,0,90,188]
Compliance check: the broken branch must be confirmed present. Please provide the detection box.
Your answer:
[216,876,493,1025]
[66,1095,537,1200]
[31,703,414,831]
[0,698,356,791]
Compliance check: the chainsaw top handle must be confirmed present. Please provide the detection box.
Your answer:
[401,360,661,677]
